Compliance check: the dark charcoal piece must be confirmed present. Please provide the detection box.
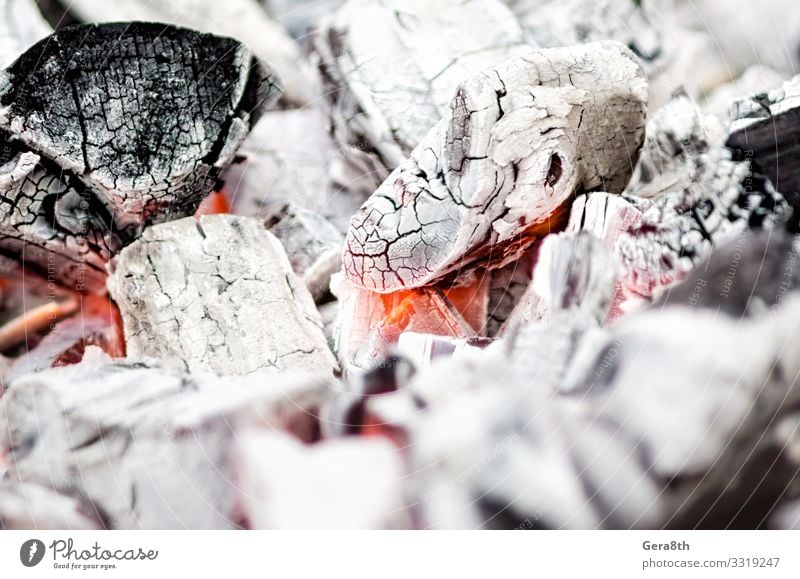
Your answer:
[0,22,280,291]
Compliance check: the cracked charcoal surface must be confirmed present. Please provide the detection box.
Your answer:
[0,22,280,291]
[63,0,318,107]
[311,0,530,198]
[343,41,647,293]
[107,214,338,376]
[0,354,333,528]
[611,94,792,300]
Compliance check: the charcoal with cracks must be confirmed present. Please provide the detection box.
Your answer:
[342,42,647,293]
[107,214,338,376]
[60,0,318,107]
[310,0,530,198]
[597,94,794,302]
[394,231,800,529]
[0,351,334,529]
[702,66,789,121]
[0,23,280,292]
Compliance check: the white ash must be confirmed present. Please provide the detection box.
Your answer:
[0,0,51,69]
[225,108,359,233]
[234,429,408,529]
[702,66,789,122]
[0,479,105,530]
[263,203,343,301]
[729,74,800,132]
[343,42,647,293]
[0,356,334,528]
[503,232,619,330]
[399,235,800,528]
[64,0,319,107]
[310,0,530,197]
[107,215,337,376]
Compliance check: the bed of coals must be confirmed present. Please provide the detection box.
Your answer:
[1,0,800,529]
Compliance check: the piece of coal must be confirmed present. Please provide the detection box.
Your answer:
[0,22,280,291]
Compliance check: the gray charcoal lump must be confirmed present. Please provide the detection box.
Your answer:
[0,22,280,291]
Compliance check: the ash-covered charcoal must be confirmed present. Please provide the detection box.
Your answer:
[226,108,358,232]
[0,0,52,68]
[655,230,800,318]
[503,232,619,330]
[343,42,647,293]
[263,202,343,301]
[107,215,337,376]
[0,478,106,530]
[702,66,789,121]
[614,94,792,300]
[728,74,800,230]
[62,0,317,107]
[0,355,334,528]
[403,249,800,529]
[310,0,530,197]
[233,429,409,528]
[505,0,726,108]
[0,22,280,291]
[484,252,535,337]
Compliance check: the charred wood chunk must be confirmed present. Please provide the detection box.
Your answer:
[727,75,800,231]
[107,215,337,376]
[342,42,647,293]
[0,22,280,291]
[310,0,530,197]
[0,357,333,528]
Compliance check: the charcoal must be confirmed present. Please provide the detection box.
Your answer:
[0,478,106,530]
[703,66,789,121]
[0,354,333,528]
[63,0,317,107]
[484,252,535,337]
[400,247,800,528]
[310,0,530,197]
[771,502,800,530]
[0,23,280,291]
[263,202,343,301]
[107,215,337,376]
[503,232,618,330]
[614,95,791,300]
[225,108,358,232]
[342,42,647,293]
[728,74,800,230]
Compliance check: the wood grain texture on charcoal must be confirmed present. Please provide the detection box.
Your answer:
[0,23,279,291]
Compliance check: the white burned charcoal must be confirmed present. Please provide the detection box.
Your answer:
[310,0,530,197]
[343,42,647,293]
[727,74,800,230]
[503,232,619,330]
[505,0,727,108]
[262,203,343,301]
[0,0,52,69]
[484,252,535,337]
[615,95,792,299]
[233,430,409,529]
[226,108,358,233]
[702,66,789,121]
[107,215,337,376]
[64,0,318,107]
[0,23,280,291]
[400,237,800,529]
[0,479,106,530]
[0,357,334,529]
